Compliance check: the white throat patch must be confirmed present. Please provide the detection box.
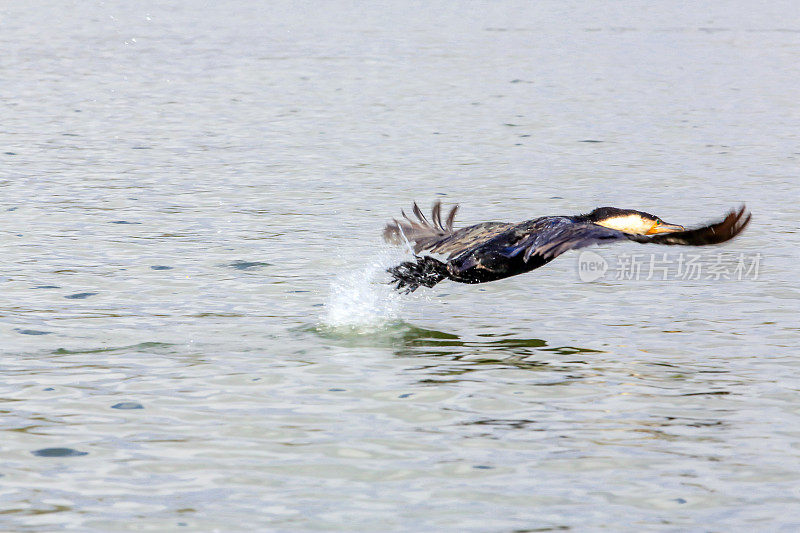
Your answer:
[594,214,654,235]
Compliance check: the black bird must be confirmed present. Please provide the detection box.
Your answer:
[384,201,751,292]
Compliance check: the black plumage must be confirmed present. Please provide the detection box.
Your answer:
[383,201,751,292]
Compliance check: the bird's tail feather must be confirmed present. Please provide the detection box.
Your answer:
[383,201,459,253]
[387,256,449,293]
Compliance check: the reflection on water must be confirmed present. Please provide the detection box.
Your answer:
[315,318,603,382]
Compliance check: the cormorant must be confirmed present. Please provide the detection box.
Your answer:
[383,201,751,292]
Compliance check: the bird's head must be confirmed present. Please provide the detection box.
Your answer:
[587,207,685,235]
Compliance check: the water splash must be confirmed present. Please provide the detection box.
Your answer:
[321,250,405,333]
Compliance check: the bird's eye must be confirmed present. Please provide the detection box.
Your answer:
[656,220,661,225]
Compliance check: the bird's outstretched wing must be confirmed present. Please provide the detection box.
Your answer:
[520,205,751,261]
[384,201,514,257]
[507,221,626,261]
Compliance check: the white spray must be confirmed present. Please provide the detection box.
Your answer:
[320,249,407,333]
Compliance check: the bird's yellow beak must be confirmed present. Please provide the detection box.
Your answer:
[646,221,685,235]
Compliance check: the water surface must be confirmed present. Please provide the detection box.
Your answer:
[2,1,799,531]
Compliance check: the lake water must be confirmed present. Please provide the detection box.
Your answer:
[2,1,799,531]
